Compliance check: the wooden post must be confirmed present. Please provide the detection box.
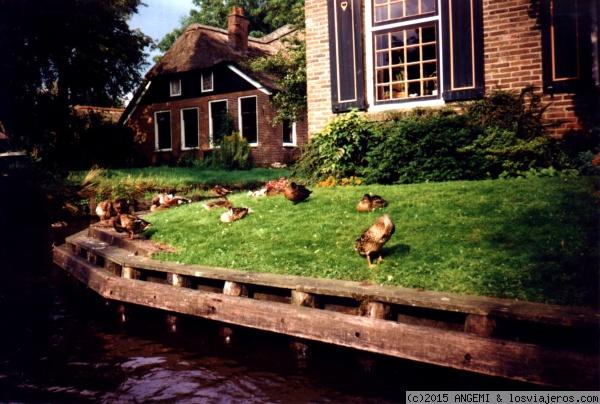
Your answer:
[291,290,319,308]
[465,314,497,337]
[167,273,191,288]
[223,281,247,296]
[165,273,192,332]
[105,261,122,277]
[289,290,320,359]
[220,281,248,341]
[365,301,390,320]
[122,266,141,280]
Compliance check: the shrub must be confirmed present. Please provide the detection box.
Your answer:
[292,109,374,182]
[217,132,253,170]
[362,108,484,183]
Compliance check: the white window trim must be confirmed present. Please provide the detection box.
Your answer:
[364,0,445,113]
[201,71,213,92]
[282,121,297,146]
[154,110,172,151]
[208,99,228,148]
[180,107,199,150]
[170,78,181,97]
[238,95,259,147]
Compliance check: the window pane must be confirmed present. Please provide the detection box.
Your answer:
[374,0,436,23]
[156,112,171,150]
[182,109,199,149]
[202,71,213,92]
[240,97,257,144]
[282,120,293,144]
[376,51,389,67]
[170,79,181,96]
[373,24,438,102]
[375,34,389,50]
[552,0,579,80]
[210,101,228,146]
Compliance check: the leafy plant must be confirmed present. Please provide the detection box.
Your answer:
[215,133,253,170]
[292,109,374,182]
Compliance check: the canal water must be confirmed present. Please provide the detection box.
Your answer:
[0,175,536,403]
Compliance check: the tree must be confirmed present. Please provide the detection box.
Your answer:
[0,0,153,143]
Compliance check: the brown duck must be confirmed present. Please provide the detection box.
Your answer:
[357,194,388,212]
[112,214,152,239]
[203,197,233,210]
[220,207,252,223]
[354,214,395,268]
[211,185,233,197]
[284,182,312,203]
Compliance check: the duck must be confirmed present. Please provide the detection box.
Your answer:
[112,214,152,239]
[152,193,191,208]
[203,197,233,210]
[220,207,252,223]
[95,200,117,221]
[113,198,129,214]
[211,185,233,197]
[357,194,388,212]
[354,214,395,268]
[284,182,312,203]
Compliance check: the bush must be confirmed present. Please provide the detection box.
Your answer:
[217,132,253,170]
[292,109,374,182]
[293,86,575,184]
[362,108,484,183]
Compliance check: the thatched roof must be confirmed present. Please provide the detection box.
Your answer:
[146,23,297,85]
[121,23,298,125]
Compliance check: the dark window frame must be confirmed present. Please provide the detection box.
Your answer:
[181,107,199,150]
[154,110,172,151]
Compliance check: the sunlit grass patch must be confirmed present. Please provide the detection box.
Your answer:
[146,177,599,308]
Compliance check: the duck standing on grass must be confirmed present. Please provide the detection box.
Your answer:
[284,182,312,203]
[357,194,388,212]
[354,214,395,268]
[112,214,152,239]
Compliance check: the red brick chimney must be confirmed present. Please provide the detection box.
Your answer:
[227,6,249,52]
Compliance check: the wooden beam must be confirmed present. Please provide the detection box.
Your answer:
[53,245,599,390]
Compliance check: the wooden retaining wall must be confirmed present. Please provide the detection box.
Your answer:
[53,226,600,390]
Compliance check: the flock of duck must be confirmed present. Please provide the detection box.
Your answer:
[95,182,395,268]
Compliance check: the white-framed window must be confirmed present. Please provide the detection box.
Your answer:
[208,99,228,148]
[366,0,441,111]
[238,96,258,146]
[154,110,172,151]
[181,107,199,150]
[282,120,296,146]
[201,70,213,92]
[170,78,181,96]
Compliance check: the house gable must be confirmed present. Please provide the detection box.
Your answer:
[138,64,264,106]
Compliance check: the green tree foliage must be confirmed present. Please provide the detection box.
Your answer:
[0,0,152,159]
[246,35,306,124]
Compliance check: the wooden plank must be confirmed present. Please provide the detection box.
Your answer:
[52,246,599,390]
[67,232,600,329]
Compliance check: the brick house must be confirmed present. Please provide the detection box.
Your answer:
[305,0,599,139]
[122,7,307,167]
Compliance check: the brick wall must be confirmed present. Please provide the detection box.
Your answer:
[305,0,590,138]
[127,89,307,167]
[305,0,333,136]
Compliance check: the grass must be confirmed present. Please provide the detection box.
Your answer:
[67,166,291,199]
[143,176,599,308]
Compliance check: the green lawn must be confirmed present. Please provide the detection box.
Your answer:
[143,176,599,308]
